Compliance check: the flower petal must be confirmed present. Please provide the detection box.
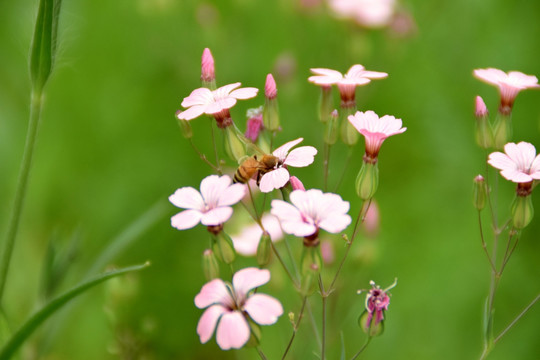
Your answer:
[259,168,290,193]
[171,209,203,230]
[205,97,237,114]
[194,278,232,308]
[273,138,304,160]
[218,183,246,207]
[244,294,283,325]
[181,87,213,107]
[216,311,251,350]
[201,207,233,226]
[197,305,228,344]
[230,87,259,100]
[200,175,232,208]
[169,187,205,210]
[284,146,318,167]
[177,105,207,120]
[233,268,270,296]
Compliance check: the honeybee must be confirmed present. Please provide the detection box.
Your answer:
[234,154,279,184]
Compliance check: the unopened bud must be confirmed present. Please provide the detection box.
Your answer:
[202,249,220,280]
[474,96,492,149]
[175,112,193,139]
[473,175,487,211]
[492,113,512,150]
[289,176,306,191]
[201,48,216,89]
[224,125,247,162]
[212,231,236,264]
[355,161,379,200]
[256,231,272,267]
[319,85,333,123]
[324,109,339,145]
[245,107,264,142]
[358,309,384,337]
[340,107,359,146]
[511,185,534,229]
[263,74,280,132]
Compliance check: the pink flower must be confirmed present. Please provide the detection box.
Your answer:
[231,213,284,256]
[176,83,258,127]
[348,110,406,161]
[201,48,215,84]
[271,189,351,237]
[488,142,540,183]
[259,138,317,193]
[473,68,539,114]
[309,65,387,106]
[329,0,396,28]
[194,267,283,350]
[169,175,246,230]
[359,279,396,333]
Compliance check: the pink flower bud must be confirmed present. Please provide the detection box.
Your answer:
[475,96,488,118]
[245,108,264,142]
[289,176,306,191]
[201,48,215,84]
[265,73,277,99]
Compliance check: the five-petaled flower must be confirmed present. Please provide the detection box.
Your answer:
[309,65,387,107]
[488,142,540,184]
[194,267,283,350]
[259,138,317,193]
[473,68,539,115]
[271,189,351,241]
[348,110,406,162]
[169,175,246,231]
[176,83,258,128]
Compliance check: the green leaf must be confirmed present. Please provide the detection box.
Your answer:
[0,262,150,360]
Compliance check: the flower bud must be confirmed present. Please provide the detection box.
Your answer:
[358,308,384,337]
[212,231,236,264]
[340,107,359,146]
[324,109,339,145]
[474,96,492,149]
[289,176,306,191]
[201,48,216,89]
[473,175,487,211]
[300,262,319,297]
[511,187,534,229]
[175,112,193,139]
[202,249,220,280]
[318,85,333,123]
[356,161,379,200]
[224,125,247,162]
[256,231,272,267]
[492,113,512,150]
[263,74,280,132]
[245,107,264,142]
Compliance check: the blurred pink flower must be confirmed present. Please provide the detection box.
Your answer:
[169,175,246,230]
[259,138,317,193]
[271,189,351,237]
[201,48,215,84]
[244,107,264,142]
[194,267,283,350]
[309,65,387,107]
[348,110,406,161]
[488,142,540,183]
[362,200,380,238]
[231,213,284,256]
[329,0,396,28]
[176,83,258,127]
[473,68,539,114]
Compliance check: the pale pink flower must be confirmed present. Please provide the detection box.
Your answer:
[348,110,406,161]
[169,175,246,230]
[259,138,317,193]
[309,65,387,107]
[271,189,351,237]
[329,0,396,28]
[231,213,284,256]
[176,83,258,127]
[194,267,283,350]
[201,48,215,84]
[488,142,540,183]
[473,68,539,114]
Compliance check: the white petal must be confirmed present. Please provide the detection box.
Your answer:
[169,187,205,210]
[273,138,304,160]
[216,311,250,350]
[259,168,290,193]
[201,207,233,226]
[200,175,232,208]
[284,146,317,167]
[244,294,283,325]
[218,183,246,207]
[194,278,232,308]
[233,268,270,296]
[197,305,227,344]
[170,210,202,230]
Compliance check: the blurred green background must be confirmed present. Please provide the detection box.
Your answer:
[1,0,540,359]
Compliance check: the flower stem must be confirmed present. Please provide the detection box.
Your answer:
[494,293,540,344]
[270,239,298,289]
[188,138,220,173]
[323,142,331,192]
[0,90,44,302]
[256,346,268,360]
[477,211,497,273]
[318,274,327,360]
[350,336,372,360]
[333,147,353,193]
[209,118,223,174]
[282,296,307,359]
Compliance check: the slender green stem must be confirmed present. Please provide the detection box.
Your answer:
[494,293,540,344]
[323,142,331,192]
[318,275,327,360]
[282,296,307,360]
[270,240,298,288]
[0,90,44,302]
[499,229,519,274]
[256,346,268,360]
[477,211,497,273]
[247,182,261,222]
[350,336,371,360]
[306,299,322,349]
[188,138,220,172]
[209,118,222,175]
[333,147,353,193]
